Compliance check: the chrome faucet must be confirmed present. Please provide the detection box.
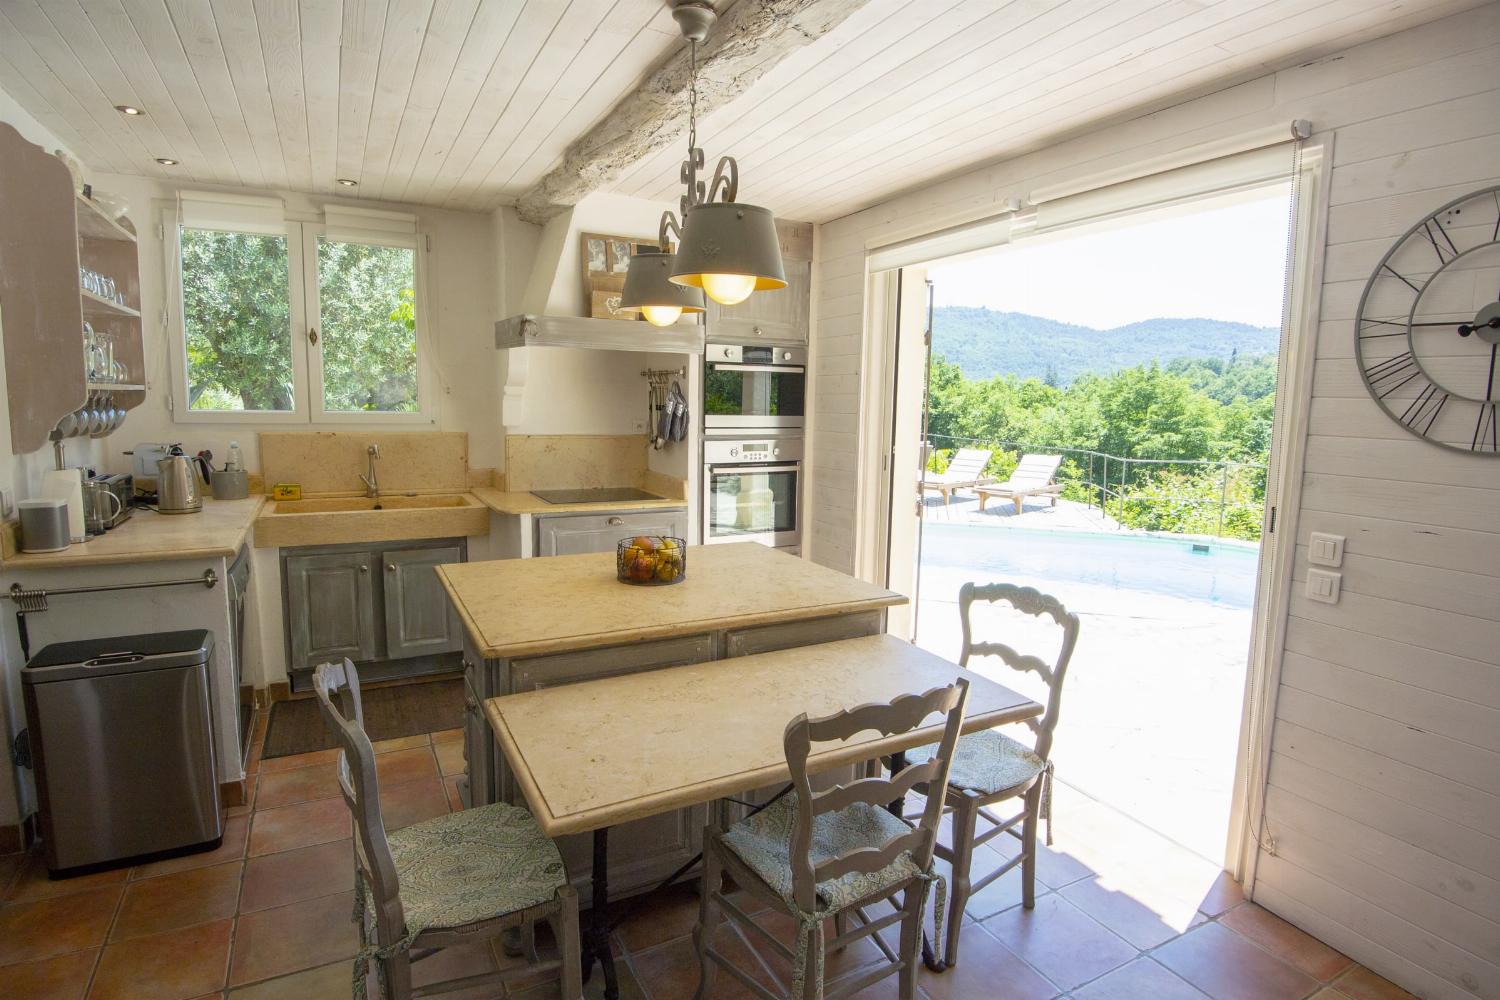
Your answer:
[359,444,381,498]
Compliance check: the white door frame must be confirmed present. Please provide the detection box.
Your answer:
[852,136,1333,877]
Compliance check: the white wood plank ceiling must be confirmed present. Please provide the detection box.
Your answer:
[0,0,1488,220]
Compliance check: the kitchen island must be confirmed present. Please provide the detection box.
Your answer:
[436,542,905,896]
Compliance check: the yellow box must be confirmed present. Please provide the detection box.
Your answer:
[272,483,302,500]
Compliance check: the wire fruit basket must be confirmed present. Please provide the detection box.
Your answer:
[616,536,686,586]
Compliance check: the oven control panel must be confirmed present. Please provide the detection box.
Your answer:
[704,437,804,464]
[730,442,779,460]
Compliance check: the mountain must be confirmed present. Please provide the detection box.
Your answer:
[931,306,1280,383]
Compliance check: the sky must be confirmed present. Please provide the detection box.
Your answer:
[929,188,1293,330]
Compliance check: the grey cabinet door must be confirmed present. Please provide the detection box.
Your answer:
[534,507,689,557]
[285,551,377,670]
[706,258,810,343]
[382,545,463,660]
[461,677,490,810]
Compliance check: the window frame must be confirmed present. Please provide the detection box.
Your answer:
[165,210,434,426]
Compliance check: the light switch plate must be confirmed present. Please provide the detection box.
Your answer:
[1307,568,1341,604]
[1309,532,1344,567]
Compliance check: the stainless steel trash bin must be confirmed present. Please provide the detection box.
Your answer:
[22,629,222,875]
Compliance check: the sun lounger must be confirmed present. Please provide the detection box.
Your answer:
[976,454,1064,514]
[918,447,996,504]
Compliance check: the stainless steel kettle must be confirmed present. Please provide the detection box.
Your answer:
[157,446,207,514]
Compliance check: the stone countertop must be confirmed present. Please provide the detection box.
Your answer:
[471,487,688,516]
[438,542,906,659]
[0,496,265,569]
[486,633,1042,836]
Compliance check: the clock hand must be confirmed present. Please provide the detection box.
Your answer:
[1458,318,1500,337]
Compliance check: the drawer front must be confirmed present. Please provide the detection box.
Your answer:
[510,633,715,692]
[534,508,689,557]
[723,611,884,658]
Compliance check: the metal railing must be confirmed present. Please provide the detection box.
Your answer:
[926,433,1267,538]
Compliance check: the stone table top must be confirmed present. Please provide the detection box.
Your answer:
[437,542,906,659]
[485,633,1042,837]
[0,496,265,568]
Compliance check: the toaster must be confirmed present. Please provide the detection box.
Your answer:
[99,473,133,528]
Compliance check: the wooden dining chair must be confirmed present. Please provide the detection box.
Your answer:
[693,679,970,1000]
[905,582,1079,969]
[312,659,583,1000]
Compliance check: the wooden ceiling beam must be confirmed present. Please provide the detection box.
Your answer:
[514,0,868,225]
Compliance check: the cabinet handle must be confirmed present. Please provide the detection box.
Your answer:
[308,327,318,345]
[359,564,369,573]
[607,517,623,526]
[753,326,764,337]
[387,563,396,571]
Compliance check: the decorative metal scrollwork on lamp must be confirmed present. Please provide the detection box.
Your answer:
[620,1,785,323]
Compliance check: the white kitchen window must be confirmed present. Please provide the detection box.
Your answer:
[167,195,432,424]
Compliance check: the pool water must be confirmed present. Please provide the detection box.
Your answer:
[919,522,1260,609]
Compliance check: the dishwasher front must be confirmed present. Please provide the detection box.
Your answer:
[22,629,222,874]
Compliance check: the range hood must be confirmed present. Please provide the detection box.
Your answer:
[495,314,704,355]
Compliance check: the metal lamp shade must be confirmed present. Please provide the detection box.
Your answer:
[670,202,787,294]
[620,250,706,316]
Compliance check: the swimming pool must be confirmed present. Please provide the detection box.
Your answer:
[918,522,1260,608]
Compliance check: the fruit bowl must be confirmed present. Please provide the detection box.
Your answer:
[616,536,686,586]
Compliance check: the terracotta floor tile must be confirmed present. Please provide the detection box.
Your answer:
[229,890,358,987]
[1031,843,1096,889]
[379,777,451,831]
[373,733,430,753]
[6,850,128,903]
[1154,921,1319,1000]
[616,881,703,954]
[510,957,648,1000]
[258,748,341,773]
[1060,873,1201,950]
[434,738,466,777]
[1331,965,1420,1000]
[1221,903,1352,980]
[957,854,1033,921]
[226,959,352,999]
[255,763,341,810]
[226,780,259,818]
[240,840,354,913]
[0,886,121,964]
[111,861,243,941]
[374,747,440,786]
[919,921,1056,1000]
[432,728,462,744]
[248,798,351,857]
[1073,957,1209,999]
[410,940,499,997]
[631,927,778,1000]
[0,949,99,999]
[1197,871,1244,917]
[982,891,1135,991]
[131,815,249,879]
[443,775,464,812]
[89,918,232,1000]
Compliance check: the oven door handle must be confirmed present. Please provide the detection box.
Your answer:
[708,364,806,374]
[710,463,803,474]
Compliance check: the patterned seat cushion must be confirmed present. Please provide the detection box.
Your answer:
[910,729,1045,796]
[721,798,924,911]
[383,801,567,935]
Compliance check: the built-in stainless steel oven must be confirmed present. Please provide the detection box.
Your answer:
[704,343,806,430]
[703,436,803,549]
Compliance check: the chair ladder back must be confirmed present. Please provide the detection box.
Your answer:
[782,680,969,912]
[312,660,405,947]
[957,582,1079,762]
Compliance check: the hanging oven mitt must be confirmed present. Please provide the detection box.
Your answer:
[669,382,690,442]
[656,387,674,445]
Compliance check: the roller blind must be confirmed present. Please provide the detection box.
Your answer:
[867,211,1015,273]
[177,190,285,235]
[323,205,418,241]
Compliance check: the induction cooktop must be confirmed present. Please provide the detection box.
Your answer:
[529,487,663,504]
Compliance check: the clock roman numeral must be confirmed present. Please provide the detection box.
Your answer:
[1418,220,1459,266]
[1474,403,1498,453]
[1366,352,1423,398]
[1399,383,1448,436]
[1381,264,1422,293]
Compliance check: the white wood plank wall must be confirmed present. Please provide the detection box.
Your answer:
[807,8,1500,998]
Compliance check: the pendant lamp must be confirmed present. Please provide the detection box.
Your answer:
[619,213,705,327]
[621,1,785,311]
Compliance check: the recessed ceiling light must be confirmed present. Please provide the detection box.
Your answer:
[114,104,144,116]
[155,157,179,166]
[336,178,358,187]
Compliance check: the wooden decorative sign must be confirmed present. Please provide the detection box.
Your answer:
[1354,185,1500,454]
[580,232,656,321]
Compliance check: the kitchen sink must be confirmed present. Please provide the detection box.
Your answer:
[271,493,473,514]
[255,492,489,548]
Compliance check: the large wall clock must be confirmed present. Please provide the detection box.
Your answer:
[1354,184,1500,454]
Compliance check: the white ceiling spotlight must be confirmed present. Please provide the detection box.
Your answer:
[633,1,785,310]
[155,157,179,166]
[336,178,359,187]
[114,104,144,116]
